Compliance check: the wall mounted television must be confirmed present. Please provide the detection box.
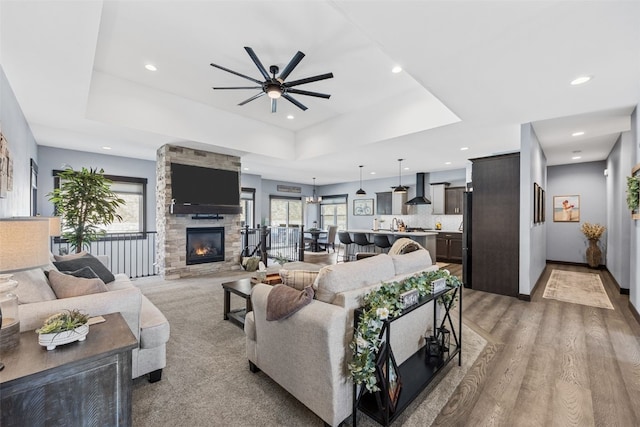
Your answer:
[170,163,242,214]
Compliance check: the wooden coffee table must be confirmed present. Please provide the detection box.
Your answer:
[221,278,255,328]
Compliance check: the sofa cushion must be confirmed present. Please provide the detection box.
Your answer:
[266,284,314,321]
[314,253,396,304]
[47,266,99,280]
[139,295,171,349]
[105,273,135,291]
[54,254,115,284]
[279,269,319,291]
[12,268,57,304]
[391,249,433,276]
[53,251,88,262]
[47,269,108,299]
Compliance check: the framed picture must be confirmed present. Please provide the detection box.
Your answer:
[553,195,580,222]
[541,188,546,222]
[353,198,374,216]
[533,183,540,223]
[375,342,402,413]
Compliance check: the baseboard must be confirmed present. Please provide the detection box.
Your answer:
[603,267,630,295]
[517,294,531,302]
[546,259,606,270]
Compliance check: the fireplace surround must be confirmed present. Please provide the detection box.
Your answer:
[186,227,224,265]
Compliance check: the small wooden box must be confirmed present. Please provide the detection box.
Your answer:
[251,273,281,285]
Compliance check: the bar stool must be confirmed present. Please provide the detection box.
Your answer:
[374,234,392,253]
[353,232,375,255]
[337,231,355,262]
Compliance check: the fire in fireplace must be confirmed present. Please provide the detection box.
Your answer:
[186,227,225,265]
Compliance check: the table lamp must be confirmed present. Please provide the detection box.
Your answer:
[0,218,51,371]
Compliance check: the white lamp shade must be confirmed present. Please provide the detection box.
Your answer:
[48,216,62,237]
[0,218,51,272]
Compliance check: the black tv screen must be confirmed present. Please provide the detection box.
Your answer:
[171,163,240,206]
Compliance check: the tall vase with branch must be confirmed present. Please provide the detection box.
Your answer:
[48,167,125,253]
[580,222,606,268]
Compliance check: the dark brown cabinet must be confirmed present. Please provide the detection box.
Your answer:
[445,187,465,215]
[376,192,392,215]
[470,153,520,297]
[436,232,462,263]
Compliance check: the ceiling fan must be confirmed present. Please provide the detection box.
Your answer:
[210,47,333,113]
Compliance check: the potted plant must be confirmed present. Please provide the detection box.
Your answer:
[627,175,640,213]
[48,167,125,253]
[580,222,606,268]
[36,309,90,350]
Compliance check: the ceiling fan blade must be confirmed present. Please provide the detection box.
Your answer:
[282,94,308,111]
[286,88,331,99]
[271,98,277,113]
[210,63,263,84]
[238,92,266,106]
[279,51,305,81]
[284,72,334,88]
[212,86,263,90]
[244,47,270,81]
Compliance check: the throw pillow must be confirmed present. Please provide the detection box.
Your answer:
[279,269,319,291]
[53,251,88,262]
[12,269,57,304]
[266,285,314,321]
[45,266,99,280]
[53,254,115,284]
[47,269,108,299]
[391,249,433,276]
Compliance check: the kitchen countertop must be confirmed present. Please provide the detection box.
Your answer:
[345,229,438,236]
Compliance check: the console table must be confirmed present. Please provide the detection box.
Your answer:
[352,285,462,426]
[0,312,137,427]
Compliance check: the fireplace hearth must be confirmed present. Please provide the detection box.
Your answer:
[186,227,225,265]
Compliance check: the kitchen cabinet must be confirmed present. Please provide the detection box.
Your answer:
[376,192,407,215]
[430,183,447,215]
[445,187,465,215]
[436,232,462,263]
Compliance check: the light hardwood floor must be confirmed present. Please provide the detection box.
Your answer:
[434,263,640,427]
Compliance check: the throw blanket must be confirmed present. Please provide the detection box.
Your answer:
[266,285,314,321]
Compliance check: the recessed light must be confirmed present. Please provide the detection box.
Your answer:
[145,64,157,71]
[403,167,410,170]
[101,146,112,150]
[391,66,402,74]
[445,161,452,165]
[572,156,582,160]
[572,131,585,137]
[370,172,376,175]
[243,167,249,171]
[570,76,591,86]
[286,115,294,120]
[460,147,469,151]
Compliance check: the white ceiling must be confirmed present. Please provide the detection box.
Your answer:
[1,1,638,186]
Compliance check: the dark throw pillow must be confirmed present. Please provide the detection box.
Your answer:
[46,266,99,280]
[54,254,115,284]
[266,284,314,321]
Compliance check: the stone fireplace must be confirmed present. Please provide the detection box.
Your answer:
[156,145,242,279]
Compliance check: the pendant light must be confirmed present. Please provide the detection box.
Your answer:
[356,165,367,196]
[306,177,322,204]
[393,159,408,193]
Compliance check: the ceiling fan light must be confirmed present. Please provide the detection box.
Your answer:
[267,85,282,99]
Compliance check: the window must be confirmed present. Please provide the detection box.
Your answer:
[241,187,256,228]
[270,196,303,227]
[320,195,348,230]
[54,171,147,234]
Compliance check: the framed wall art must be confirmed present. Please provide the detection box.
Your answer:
[353,198,374,216]
[533,183,540,223]
[553,195,580,222]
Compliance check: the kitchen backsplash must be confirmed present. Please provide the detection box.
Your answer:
[377,204,463,231]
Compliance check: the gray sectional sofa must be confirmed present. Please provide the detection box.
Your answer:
[245,248,439,426]
[13,254,169,382]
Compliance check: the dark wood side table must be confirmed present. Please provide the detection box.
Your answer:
[0,312,138,427]
[222,278,254,328]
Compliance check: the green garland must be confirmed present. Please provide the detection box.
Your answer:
[348,270,461,392]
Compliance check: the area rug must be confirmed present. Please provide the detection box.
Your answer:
[131,274,486,426]
[543,269,614,310]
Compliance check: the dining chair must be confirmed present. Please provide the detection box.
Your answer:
[373,234,393,253]
[353,232,374,254]
[337,231,354,262]
[318,225,338,253]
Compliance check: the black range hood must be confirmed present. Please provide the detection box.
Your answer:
[405,173,431,205]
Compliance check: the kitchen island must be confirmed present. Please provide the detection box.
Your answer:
[344,229,437,263]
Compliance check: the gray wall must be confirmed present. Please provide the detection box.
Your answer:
[631,107,639,309]
[547,161,607,264]
[0,65,38,217]
[519,123,547,296]
[36,146,157,230]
